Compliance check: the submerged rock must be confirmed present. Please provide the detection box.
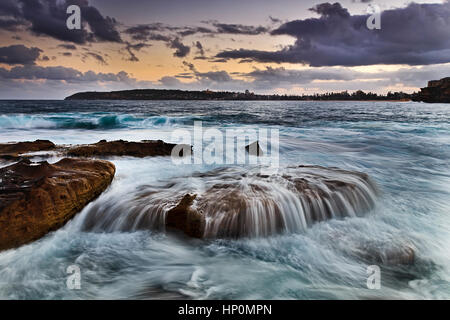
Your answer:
[67,139,184,158]
[365,245,415,266]
[0,140,55,160]
[0,158,115,251]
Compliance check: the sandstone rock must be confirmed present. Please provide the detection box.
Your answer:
[0,158,115,251]
[67,139,184,158]
[0,140,55,160]
[412,77,450,103]
[166,194,205,238]
[148,165,378,239]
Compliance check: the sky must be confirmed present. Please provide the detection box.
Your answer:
[0,0,449,99]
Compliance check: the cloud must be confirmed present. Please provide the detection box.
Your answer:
[169,38,190,58]
[81,52,108,65]
[217,1,450,67]
[0,64,136,83]
[124,21,269,42]
[209,22,268,35]
[58,44,77,50]
[0,18,23,31]
[0,0,121,44]
[124,42,151,62]
[157,61,450,94]
[195,41,205,56]
[0,0,22,17]
[124,23,175,41]
[0,45,42,65]
[0,64,153,99]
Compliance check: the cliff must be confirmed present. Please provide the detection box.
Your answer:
[412,77,450,103]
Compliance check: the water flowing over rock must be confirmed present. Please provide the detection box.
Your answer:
[78,165,378,239]
[0,158,115,251]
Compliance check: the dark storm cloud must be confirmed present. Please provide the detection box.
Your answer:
[124,23,175,41]
[0,45,42,65]
[0,64,135,83]
[123,20,270,59]
[0,19,23,31]
[124,21,268,41]
[169,38,190,58]
[0,0,22,16]
[0,0,121,44]
[217,1,450,67]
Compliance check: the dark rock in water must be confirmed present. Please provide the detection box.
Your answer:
[365,245,415,266]
[0,140,55,160]
[0,158,115,251]
[87,165,377,239]
[67,139,188,158]
[412,77,450,103]
[166,194,205,238]
[245,141,263,157]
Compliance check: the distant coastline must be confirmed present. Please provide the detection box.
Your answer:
[65,88,412,102]
[64,77,450,103]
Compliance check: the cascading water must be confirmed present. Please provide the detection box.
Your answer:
[75,165,378,238]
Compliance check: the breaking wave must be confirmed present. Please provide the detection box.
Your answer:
[0,113,199,130]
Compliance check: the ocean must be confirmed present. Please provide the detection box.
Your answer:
[0,100,449,299]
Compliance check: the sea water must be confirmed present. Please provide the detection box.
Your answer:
[0,100,449,299]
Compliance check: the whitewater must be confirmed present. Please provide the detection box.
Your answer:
[0,100,449,299]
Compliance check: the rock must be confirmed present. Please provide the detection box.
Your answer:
[412,77,450,103]
[166,194,205,238]
[365,245,415,266]
[136,165,378,239]
[245,141,263,157]
[0,158,115,251]
[0,140,55,160]
[67,139,185,158]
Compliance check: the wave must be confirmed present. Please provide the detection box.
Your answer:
[0,114,200,130]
